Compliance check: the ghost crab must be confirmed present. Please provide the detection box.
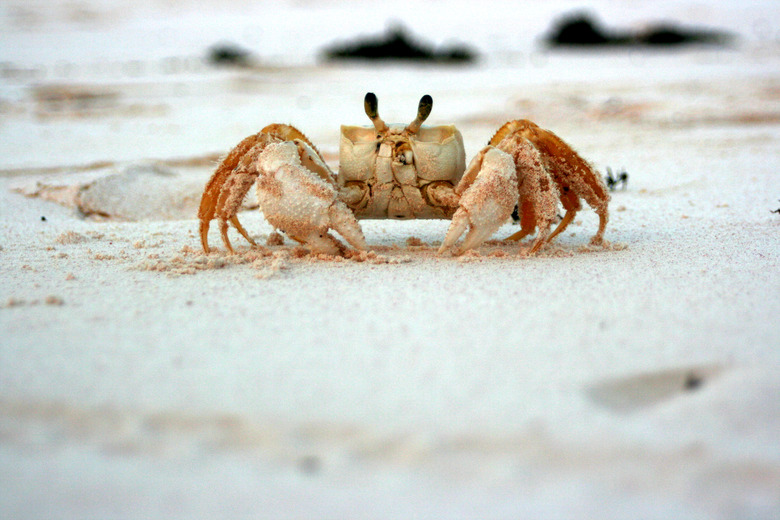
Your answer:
[198,93,610,256]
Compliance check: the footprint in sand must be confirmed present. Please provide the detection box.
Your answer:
[586,365,724,413]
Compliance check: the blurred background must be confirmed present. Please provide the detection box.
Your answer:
[1,0,776,171]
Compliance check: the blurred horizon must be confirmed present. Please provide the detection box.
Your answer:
[1,0,776,69]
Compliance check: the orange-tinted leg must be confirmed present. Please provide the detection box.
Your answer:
[591,206,609,245]
[230,215,257,247]
[197,133,261,252]
[505,199,536,241]
[547,189,580,243]
[219,219,234,253]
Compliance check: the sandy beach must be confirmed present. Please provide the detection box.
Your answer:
[1,1,779,518]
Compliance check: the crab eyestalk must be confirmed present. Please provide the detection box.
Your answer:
[406,94,432,134]
[364,92,388,134]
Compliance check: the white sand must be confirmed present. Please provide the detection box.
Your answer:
[1,1,779,518]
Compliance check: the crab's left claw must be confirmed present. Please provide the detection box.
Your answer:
[438,146,518,255]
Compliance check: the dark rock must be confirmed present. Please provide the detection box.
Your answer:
[207,42,253,67]
[547,14,624,46]
[638,24,733,46]
[322,23,477,64]
[545,12,734,48]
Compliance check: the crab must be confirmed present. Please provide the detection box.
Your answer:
[197,93,609,256]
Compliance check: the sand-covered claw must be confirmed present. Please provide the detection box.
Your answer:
[255,140,367,255]
[438,146,518,255]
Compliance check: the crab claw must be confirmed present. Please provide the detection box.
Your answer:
[255,140,367,255]
[438,146,518,255]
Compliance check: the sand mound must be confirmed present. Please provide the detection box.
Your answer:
[11,163,231,220]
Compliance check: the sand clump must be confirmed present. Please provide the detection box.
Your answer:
[136,244,297,278]
[577,240,629,253]
[133,240,427,278]
[53,230,106,246]
[55,231,89,245]
[3,295,64,308]
[405,236,427,247]
[266,231,285,246]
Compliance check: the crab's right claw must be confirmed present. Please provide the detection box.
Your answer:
[438,146,518,255]
[198,124,334,254]
[255,140,367,256]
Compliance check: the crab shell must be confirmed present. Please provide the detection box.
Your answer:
[337,124,466,219]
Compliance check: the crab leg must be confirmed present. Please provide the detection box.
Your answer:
[198,133,264,252]
[498,135,559,253]
[230,215,255,246]
[545,189,580,243]
[213,155,264,252]
[505,199,537,242]
[546,211,574,242]
[197,124,335,253]
[438,146,518,255]
[491,120,610,248]
[217,213,258,253]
